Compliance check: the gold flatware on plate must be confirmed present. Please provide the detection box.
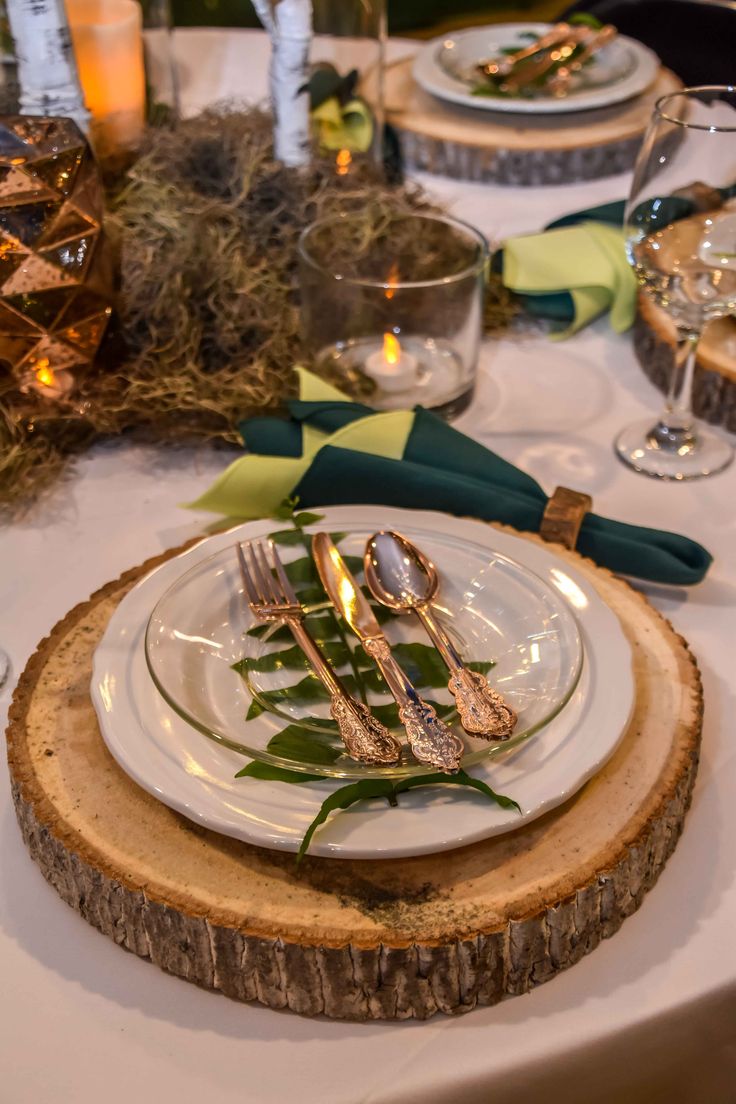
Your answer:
[364,530,517,740]
[312,533,464,774]
[477,22,617,97]
[237,540,401,766]
[478,21,573,80]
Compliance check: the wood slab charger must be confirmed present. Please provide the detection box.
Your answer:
[634,292,736,433]
[6,528,702,1021]
[385,61,681,186]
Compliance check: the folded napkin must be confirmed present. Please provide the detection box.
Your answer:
[189,369,712,586]
[501,200,637,337]
[503,189,736,336]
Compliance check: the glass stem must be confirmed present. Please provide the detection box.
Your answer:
[649,327,701,454]
[0,647,10,693]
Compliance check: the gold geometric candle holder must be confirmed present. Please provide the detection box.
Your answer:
[0,115,113,400]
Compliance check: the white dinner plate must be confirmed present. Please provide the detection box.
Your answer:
[413,23,660,115]
[91,507,634,859]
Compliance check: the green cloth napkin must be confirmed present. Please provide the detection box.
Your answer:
[189,369,712,586]
[503,191,736,335]
[502,197,637,337]
[503,221,637,338]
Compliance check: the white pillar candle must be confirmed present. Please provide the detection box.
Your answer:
[65,0,146,155]
[363,332,419,392]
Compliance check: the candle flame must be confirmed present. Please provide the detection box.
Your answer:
[336,149,352,176]
[385,262,400,300]
[383,332,401,366]
[34,359,57,389]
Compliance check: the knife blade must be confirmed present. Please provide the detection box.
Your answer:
[312,532,464,773]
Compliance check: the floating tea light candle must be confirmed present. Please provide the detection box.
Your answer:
[363,332,419,392]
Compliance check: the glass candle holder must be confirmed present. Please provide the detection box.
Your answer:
[139,0,179,124]
[310,0,385,172]
[298,211,488,418]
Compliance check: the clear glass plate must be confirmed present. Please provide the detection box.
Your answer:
[145,522,583,779]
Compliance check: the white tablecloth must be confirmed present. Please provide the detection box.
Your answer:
[1,30,735,1104]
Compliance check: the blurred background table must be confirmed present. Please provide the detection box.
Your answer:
[1,27,735,1104]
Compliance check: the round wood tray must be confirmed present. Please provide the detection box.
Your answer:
[385,61,680,186]
[633,292,736,433]
[6,529,702,1021]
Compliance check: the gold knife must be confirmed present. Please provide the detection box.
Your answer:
[312,533,464,774]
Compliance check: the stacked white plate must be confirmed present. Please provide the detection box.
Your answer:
[91,507,634,859]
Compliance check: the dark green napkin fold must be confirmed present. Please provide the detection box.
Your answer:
[244,402,711,586]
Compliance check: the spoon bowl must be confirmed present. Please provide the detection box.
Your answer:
[364,530,439,611]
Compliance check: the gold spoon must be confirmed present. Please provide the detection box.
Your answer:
[364,531,517,740]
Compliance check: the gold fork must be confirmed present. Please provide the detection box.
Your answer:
[237,540,402,766]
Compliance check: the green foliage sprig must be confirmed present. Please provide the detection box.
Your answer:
[295,770,520,865]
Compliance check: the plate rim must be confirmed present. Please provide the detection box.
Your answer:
[413,22,661,115]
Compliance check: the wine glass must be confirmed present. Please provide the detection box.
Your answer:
[616,86,736,480]
[0,647,10,694]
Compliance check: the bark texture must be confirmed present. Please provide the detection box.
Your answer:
[6,529,702,1021]
[633,293,736,433]
[252,0,312,167]
[6,0,89,128]
[385,62,680,186]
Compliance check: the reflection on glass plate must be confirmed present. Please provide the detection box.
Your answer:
[144,524,583,779]
[414,23,660,115]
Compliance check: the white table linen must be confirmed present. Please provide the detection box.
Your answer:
[1,29,735,1104]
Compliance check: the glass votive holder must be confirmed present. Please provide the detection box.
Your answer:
[298,211,488,418]
[311,0,386,172]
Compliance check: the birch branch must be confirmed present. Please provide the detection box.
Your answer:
[252,0,312,168]
[6,0,89,130]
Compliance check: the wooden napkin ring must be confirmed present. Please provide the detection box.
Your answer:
[540,486,593,550]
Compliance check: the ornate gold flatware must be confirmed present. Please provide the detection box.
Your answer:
[364,530,517,740]
[476,22,617,98]
[312,533,463,774]
[237,540,401,766]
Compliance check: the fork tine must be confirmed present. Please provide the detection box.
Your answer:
[236,543,260,607]
[243,541,267,604]
[253,541,280,604]
[269,540,299,604]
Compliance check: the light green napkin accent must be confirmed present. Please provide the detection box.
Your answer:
[503,222,637,337]
[294,366,347,403]
[294,367,345,455]
[187,454,309,519]
[188,369,414,518]
[311,96,373,153]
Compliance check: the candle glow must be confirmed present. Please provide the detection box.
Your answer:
[363,331,419,393]
[383,332,401,366]
[66,0,146,155]
[35,361,57,389]
[384,262,399,300]
[336,149,352,176]
[24,356,76,400]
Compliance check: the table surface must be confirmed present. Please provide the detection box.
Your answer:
[2,29,735,1104]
